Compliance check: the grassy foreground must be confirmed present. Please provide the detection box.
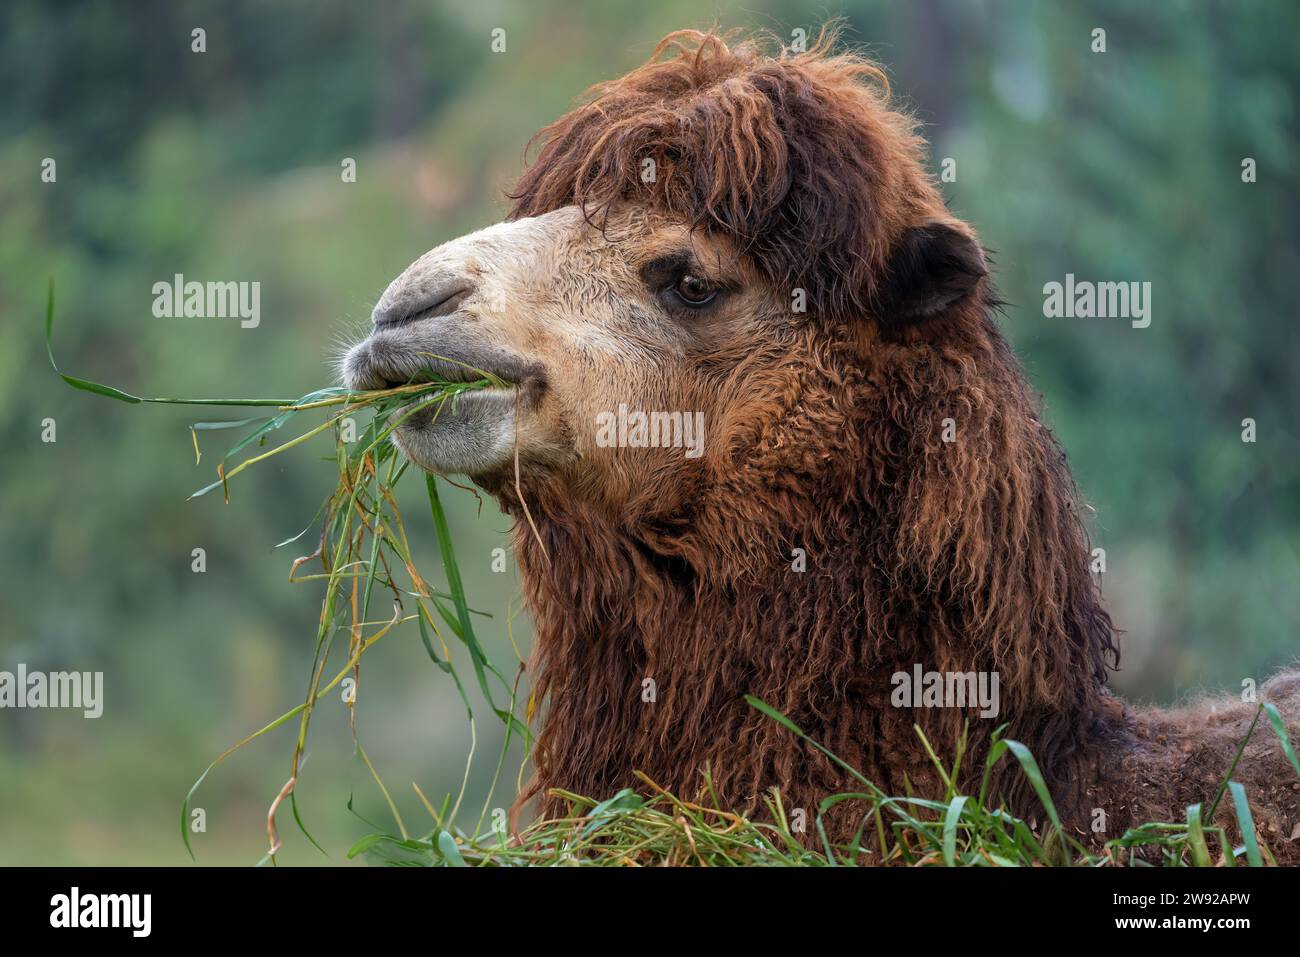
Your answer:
[352,697,1300,868]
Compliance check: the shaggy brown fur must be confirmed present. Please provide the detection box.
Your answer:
[497,30,1300,860]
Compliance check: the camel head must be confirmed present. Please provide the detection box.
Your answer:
[342,29,989,521]
[342,28,1105,830]
[343,205,764,507]
[340,32,1108,802]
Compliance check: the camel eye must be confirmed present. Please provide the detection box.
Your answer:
[672,273,717,307]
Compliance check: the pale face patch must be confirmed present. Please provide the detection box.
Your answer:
[343,204,780,505]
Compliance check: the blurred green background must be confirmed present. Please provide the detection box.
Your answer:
[1,0,1296,864]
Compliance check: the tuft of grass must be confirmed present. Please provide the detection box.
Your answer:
[46,278,528,864]
[348,697,1300,868]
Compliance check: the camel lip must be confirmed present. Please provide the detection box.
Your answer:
[343,333,547,396]
[412,383,538,415]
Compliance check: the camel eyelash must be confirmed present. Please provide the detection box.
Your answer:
[641,254,728,311]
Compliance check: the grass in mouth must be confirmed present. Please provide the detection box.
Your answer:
[45,278,529,864]
[45,279,1300,867]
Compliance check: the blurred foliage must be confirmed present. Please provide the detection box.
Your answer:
[0,0,1296,864]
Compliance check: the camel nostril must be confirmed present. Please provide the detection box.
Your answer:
[372,280,475,328]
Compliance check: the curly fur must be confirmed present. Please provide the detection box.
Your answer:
[498,28,1300,861]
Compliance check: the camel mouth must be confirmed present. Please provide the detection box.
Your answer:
[342,332,544,397]
[342,331,548,477]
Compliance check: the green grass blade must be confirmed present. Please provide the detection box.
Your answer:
[47,277,300,407]
[425,475,517,731]
[1184,804,1212,867]
[290,791,328,857]
[190,416,271,431]
[46,277,143,402]
[942,795,968,866]
[1227,781,1262,866]
[436,829,468,866]
[1002,740,1062,830]
[1263,702,1300,779]
[746,696,807,736]
[1207,705,1264,820]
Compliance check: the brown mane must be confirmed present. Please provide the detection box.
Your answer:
[497,29,1299,856]
[509,28,940,324]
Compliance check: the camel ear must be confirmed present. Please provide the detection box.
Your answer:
[875,221,987,326]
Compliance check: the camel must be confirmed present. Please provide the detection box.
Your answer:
[342,30,1300,862]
